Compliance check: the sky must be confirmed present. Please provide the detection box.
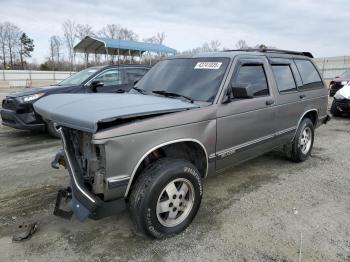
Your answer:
[0,0,349,63]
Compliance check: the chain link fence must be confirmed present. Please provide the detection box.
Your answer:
[314,56,350,80]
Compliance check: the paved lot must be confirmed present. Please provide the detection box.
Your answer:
[0,91,349,261]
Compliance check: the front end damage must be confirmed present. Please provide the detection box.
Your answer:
[52,127,126,221]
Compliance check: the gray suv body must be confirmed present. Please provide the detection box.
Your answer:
[34,49,330,238]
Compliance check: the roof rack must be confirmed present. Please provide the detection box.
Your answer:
[224,48,313,58]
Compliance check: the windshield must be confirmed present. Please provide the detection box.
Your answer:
[135,58,229,102]
[340,71,350,79]
[59,67,100,85]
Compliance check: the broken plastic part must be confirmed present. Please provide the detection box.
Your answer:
[12,222,38,242]
[53,188,73,219]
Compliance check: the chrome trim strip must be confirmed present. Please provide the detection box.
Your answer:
[107,175,130,183]
[57,127,96,204]
[274,126,297,137]
[124,138,209,197]
[216,126,296,159]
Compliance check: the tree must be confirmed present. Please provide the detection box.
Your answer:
[3,22,21,69]
[210,40,221,51]
[143,32,166,44]
[0,23,8,69]
[76,24,95,65]
[98,24,121,39]
[99,24,138,41]
[62,20,78,70]
[49,35,64,70]
[19,33,34,69]
[181,40,222,54]
[235,40,249,49]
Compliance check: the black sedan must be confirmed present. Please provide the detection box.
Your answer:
[1,65,149,136]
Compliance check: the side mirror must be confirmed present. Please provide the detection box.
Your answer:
[223,83,254,103]
[133,79,140,85]
[90,80,104,92]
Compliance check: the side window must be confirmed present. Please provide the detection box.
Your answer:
[234,65,269,97]
[94,69,122,85]
[271,65,297,93]
[294,59,322,88]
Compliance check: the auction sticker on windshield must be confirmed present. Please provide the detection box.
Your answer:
[194,62,222,70]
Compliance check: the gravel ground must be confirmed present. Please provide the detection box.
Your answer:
[0,91,349,261]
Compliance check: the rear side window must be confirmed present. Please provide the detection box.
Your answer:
[124,68,147,84]
[294,60,322,88]
[271,65,297,93]
[234,65,269,97]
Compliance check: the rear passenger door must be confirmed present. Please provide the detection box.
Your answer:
[269,58,304,144]
[271,58,325,144]
[122,68,148,92]
[216,57,277,171]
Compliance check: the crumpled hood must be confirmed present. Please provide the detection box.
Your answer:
[34,93,199,133]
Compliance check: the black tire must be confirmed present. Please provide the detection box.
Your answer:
[289,118,314,163]
[330,100,341,117]
[46,121,60,138]
[129,158,202,239]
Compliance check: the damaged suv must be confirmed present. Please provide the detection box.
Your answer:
[34,49,329,238]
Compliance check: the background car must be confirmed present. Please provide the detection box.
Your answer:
[0,65,149,136]
[330,82,350,116]
[329,70,350,96]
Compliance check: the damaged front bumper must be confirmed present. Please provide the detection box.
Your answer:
[53,127,126,221]
[334,98,350,113]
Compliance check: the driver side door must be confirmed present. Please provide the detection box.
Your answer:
[216,57,277,171]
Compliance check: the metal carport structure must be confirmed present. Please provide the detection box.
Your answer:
[74,36,177,64]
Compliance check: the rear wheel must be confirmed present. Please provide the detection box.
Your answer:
[330,100,342,117]
[288,118,314,163]
[129,158,202,238]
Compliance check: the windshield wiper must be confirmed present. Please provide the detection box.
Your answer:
[132,87,146,94]
[152,90,194,103]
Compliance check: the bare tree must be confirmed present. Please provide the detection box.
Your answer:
[0,23,8,69]
[235,40,249,49]
[76,24,94,40]
[99,24,138,41]
[182,40,222,54]
[4,22,22,69]
[52,36,62,64]
[98,24,121,39]
[156,32,166,44]
[49,35,63,70]
[62,20,78,70]
[144,32,166,44]
[210,40,221,51]
[76,24,95,65]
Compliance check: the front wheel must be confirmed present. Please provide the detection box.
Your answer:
[129,158,202,238]
[45,121,60,138]
[288,118,314,163]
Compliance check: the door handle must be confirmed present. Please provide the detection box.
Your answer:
[266,99,275,106]
[299,94,306,99]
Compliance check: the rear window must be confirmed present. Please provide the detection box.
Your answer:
[234,65,269,97]
[294,60,322,87]
[271,65,297,93]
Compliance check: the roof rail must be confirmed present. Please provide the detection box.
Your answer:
[224,48,313,58]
